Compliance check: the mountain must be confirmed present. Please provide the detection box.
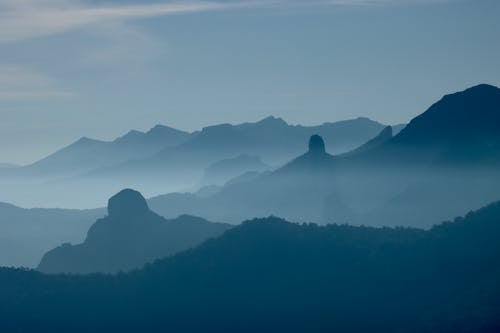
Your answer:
[149,134,338,223]
[328,84,500,225]
[352,84,500,165]
[19,124,191,178]
[0,124,192,208]
[394,84,500,146]
[161,116,393,165]
[0,202,103,268]
[201,154,270,186]
[342,125,393,156]
[278,134,336,173]
[0,116,396,209]
[1,201,500,332]
[149,84,500,227]
[37,189,231,274]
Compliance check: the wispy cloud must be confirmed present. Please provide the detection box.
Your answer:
[0,0,268,43]
[0,0,456,43]
[0,65,74,100]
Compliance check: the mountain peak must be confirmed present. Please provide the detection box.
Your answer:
[74,136,100,145]
[257,116,287,126]
[463,83,499,94]
[393,83,500,146]
[107,189,149,220]
[148,124,175,134]
[116,130,145,142]
[308,135,326,154]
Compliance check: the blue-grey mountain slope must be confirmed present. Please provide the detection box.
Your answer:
[1,200,500,332]
[0,202,103,267]
[37,189,231,274]
[150,84,500,227]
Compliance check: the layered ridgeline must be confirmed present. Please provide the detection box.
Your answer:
[201,154,270,186]
[149,134,339,223]
[150,84,500,227]
[0,203,103,268]
[38,189,231,274]
[0,117,400,208]
[1,201,500,332]
[19,125,192,177]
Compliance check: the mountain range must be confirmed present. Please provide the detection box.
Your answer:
[1,199,500,332]
[20,125,191,177]
[0,116,403,208]
[0,202,103,267]
[1,84,499,269]
[149,84,500,227]
[38,189,230,274]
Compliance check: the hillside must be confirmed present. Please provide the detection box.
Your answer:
[0,202,103,267]
[1,201,500,332]
[150,85,500,227]
[37,189,231,274]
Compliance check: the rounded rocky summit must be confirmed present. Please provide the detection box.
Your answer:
[308,134,326,154]
[107,188,149,219]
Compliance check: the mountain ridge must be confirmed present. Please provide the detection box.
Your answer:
[37,189,231,274]
[2,200,500,332]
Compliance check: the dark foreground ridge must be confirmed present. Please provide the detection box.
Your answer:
[2,200,500,332]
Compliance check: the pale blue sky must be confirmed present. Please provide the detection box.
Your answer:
[1,0,499,164]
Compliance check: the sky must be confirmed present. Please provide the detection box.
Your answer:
[0,0,499,164]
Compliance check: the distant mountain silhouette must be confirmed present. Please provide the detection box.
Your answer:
[224,170,268,187]
[20,124,191,177]
[37,189,231,274]
[16,116,393,208]
[394,84,500,145]
[149,84,500,227]
[162,116,392,165]
[0,202,103,267]
[149,135,338,223]
[352,84,500,165]
[326,84,500,225]
[0,116,396,209]
[279,134,335,173]
[201,154,270,186]
[342,125,393,156]
[391,123,406,135]
[1,201,500,332]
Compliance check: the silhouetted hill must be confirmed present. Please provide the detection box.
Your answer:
[21,124,191,177]
[279,134,336,173]
[168,116,391,164]
[0,116,395,209]
[149,135,338,223]
[392,123,406,135]
[342,125,393,156]
[37,189,231,274]
[47,116,392,208]
[0,202,103,267]
[394,84,500,145]
[148,85,500,227]
[1,201,500,332]
[361,84,500,165]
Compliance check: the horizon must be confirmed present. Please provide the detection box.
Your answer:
[2,82,493,166]
[1,0,500,164]
[2,3,500,329]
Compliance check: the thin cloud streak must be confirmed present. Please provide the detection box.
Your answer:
[0,65,75,100]
[0,1,270,43]
[0,0,457,43]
